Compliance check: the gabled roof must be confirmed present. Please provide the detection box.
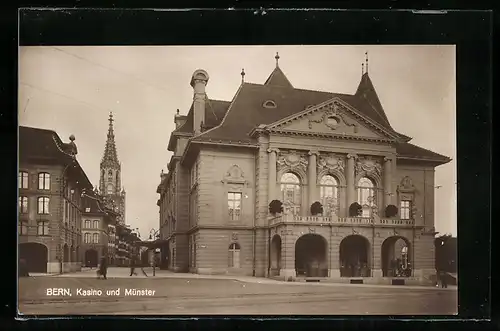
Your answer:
[395,142,452,164]
[264,66,294,88]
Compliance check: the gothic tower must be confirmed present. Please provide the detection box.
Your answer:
[99,112,126,224]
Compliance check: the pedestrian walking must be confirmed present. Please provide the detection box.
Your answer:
[139,259,149,277]
[97,257,108,280]
[129,256,137,276]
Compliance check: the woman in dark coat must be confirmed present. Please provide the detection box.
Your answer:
[98,257,108,280]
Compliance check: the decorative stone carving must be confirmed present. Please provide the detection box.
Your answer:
[225,165,244,180]
[277,150,308,173]
[393,228,399,236]
[399,176,415,191]
[317,153,345,173]
[355,157,382,177]
[308,227,316,234]
[307,102,359,132]
[231,232,238,241]
[352,228,359,235]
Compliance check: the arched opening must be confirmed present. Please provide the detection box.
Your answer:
[295,234,328,277]
[63,244,69,263]
[270,235,282,276]
[357,177,377,218]
[319,174,340,216]
[280,172,301,216]
[71,245,75,262]
[85,249,98,268]
[382,236,412,277]
[339,235,371,277]
[19,243,48,273]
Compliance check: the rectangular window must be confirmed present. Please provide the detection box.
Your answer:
[37,221,49,236]
[19,171,29,189]
[19,196,28,214]
[38,173,51,190]
[400,200,412,220]
[228,192,242,221]
[19,221,28,235]
[93,233,99,243]
[37,197,50,214]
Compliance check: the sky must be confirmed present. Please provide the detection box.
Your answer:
[18,45,457,238]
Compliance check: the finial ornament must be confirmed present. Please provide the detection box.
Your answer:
[241,68,245,83]
[275,52,280,67]
[365,51,369,73]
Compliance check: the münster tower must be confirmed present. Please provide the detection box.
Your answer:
[99,112,126,224]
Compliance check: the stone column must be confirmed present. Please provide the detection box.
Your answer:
[267,148,279,202]
[308,151,319,210]
[383,156,393,207]
[346,154,357,208]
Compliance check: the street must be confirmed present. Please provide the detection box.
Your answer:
[18,268,457,315]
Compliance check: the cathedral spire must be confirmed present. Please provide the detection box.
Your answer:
[101,112,120,169]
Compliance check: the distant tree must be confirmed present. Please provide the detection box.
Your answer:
[434,234,456,272]
[269,200,284,215]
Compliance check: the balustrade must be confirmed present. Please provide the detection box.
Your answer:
[270,214,415,227]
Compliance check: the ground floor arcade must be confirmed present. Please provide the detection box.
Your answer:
[18,239,82,274]
[161,225,435,282]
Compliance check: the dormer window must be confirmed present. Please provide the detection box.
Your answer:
[263,100,277,109]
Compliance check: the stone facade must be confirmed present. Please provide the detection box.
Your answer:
[158,61,450,282]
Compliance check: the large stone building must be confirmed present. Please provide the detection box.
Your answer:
[80,189,120,267]
[18,126,93,274]
[157,54,451,282]
[99,112,126,225]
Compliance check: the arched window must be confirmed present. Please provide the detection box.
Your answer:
[93,233,99,244]
[263,100,277,109]
[93,220,99,229]
[107,183,113,195]
[357,177,376,218]
[228,243,241,268]
[319,175,339,216]
[280,172,301,215]
[37,197,50,214]
[84,220,91,228]
[84,232,91,243]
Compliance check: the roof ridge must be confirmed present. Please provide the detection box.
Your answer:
[237,82,354,97]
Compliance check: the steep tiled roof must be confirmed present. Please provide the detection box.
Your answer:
[396,142,451,163]
[176,99,231,133]
[19,126,94,188]
[264,66,294,88]
[355,73,392,130]
[19,126,74,162]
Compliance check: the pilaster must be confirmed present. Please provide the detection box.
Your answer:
[346,154,357,207]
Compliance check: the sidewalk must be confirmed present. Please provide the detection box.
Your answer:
[50,267,456,291]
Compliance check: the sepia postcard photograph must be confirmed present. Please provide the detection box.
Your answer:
[17,45,457,316]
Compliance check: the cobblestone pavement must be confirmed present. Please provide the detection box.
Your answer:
[18,273,457,315]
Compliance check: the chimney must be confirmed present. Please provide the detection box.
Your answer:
[174,109,188,129]
[190,69,209,135]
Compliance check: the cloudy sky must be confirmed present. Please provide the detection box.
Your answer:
[19,45,457,237]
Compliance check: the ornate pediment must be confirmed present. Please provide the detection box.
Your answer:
[277,150,308,173]
[398,176,415,192]
[317,153,345,173]
[222,164,246,184]
[355,156,382,178]
[267,99,393,141]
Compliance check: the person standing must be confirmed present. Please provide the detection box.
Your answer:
[129,256,137,276]
[98,257,108,280]
[440,270,448,288]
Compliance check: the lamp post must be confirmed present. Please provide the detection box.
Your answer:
[148,228,160,276]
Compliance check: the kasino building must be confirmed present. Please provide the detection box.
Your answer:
[157,53,451,284]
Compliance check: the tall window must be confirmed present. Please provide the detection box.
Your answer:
[19,221,28,235]
[84,232,91,243]
[319,175,339,216]
[19,196,28,213]
[84,220,91,228]
[93,233,99,244]
[400,200,412,220]
[19,171,29,189]
[357,177,376,218]
[228,192,242,221]
[37,221,49,235]
[37,197,50,214]
[228,243,241,268]
[38,173,50,190]
[280,172,301,215]
[107,184,113,195]
[93,220,99,229]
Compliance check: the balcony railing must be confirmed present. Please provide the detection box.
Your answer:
[271,214,415,227]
